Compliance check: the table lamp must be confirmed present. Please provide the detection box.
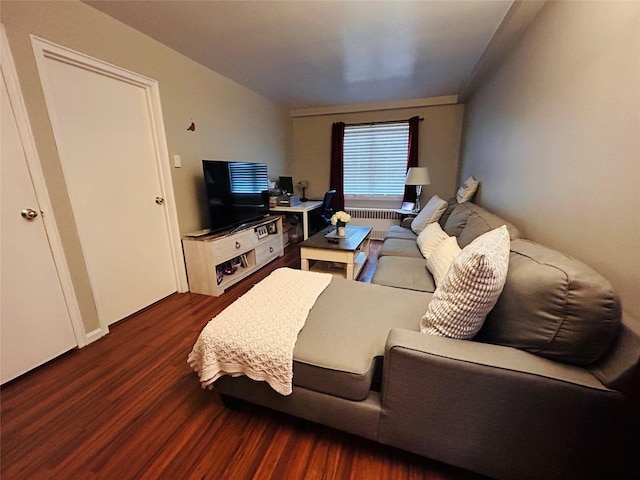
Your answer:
[297,180,309,202]
[404,167,430,212]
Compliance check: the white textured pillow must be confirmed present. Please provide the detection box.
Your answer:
[411,195,448,233]
[416,222,449,260]
[421,225,510,339]
[426,236,461,286]
[456,176,479,203]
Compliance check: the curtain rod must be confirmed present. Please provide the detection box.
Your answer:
[345,117,423,127]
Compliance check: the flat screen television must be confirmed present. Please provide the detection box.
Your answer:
[202,160,270,233]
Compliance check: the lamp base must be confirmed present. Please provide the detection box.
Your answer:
[414,185,423,212]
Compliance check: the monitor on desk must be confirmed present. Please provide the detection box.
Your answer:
[278,176,294,195]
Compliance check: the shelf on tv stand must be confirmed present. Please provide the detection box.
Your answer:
[182,216,284,297]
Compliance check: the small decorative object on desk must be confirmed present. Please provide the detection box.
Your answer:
[331,210,351,237]
[297,180,309,202]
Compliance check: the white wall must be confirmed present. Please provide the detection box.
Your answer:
[460,1,640,321]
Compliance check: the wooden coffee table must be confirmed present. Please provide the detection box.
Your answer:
[299,225,372,280]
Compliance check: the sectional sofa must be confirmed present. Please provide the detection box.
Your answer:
[214,199,640,480]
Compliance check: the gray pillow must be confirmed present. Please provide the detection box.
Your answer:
[477,239,621,365]
[457,212,518,248]
[437,197,458,229]
[443,203,474,237]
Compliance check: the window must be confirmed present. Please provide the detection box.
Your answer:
[343,121,409,200]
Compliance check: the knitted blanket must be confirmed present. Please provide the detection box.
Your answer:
[187,268,332,395]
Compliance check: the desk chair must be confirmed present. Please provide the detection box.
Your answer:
[310,189,336,233]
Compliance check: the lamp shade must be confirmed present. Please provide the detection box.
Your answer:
[404,167,431,186]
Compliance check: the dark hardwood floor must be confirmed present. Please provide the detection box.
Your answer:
[1,241,487,480]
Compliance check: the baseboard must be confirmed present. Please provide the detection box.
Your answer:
[83,327,108,346]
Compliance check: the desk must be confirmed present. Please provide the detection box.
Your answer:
[270,200,322,240]
[300,226,372,280]
[395,208,417,216]
[395,208,417,223]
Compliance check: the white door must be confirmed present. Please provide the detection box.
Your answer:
[1,56,77,384]
[33,39,180,326]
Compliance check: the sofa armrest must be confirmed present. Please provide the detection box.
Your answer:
[378,328,626,480]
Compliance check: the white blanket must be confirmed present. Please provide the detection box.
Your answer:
[187,267,332,395]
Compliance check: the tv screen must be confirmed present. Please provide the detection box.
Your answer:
[202,160,270,233]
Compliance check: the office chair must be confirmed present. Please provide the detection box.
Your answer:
[310,189,336,233]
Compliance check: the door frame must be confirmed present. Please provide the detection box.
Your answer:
[30,35,188,334]
[1,25,87,347]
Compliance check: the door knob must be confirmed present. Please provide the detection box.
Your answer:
[155,197,165,205]
[21,208,39,220]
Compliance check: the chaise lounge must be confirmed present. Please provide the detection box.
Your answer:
[191,197,640,480]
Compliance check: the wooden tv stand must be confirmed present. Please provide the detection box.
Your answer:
[182,216,284,296]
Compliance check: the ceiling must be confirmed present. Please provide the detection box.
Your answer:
[84,1,515,111]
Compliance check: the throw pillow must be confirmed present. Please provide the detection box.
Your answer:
[456,176,479,203]
[421,225,510,339]
[416,222,449,260]
[410,195,448,233]
[425,236,461,286]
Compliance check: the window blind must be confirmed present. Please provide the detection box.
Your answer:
[229,162,269,194]
[343,122,409,197]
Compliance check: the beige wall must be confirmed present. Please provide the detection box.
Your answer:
[292,104,465,206]
[1,1,291,334]
[460,1,640,321]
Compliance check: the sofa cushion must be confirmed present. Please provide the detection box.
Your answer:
[443,202,474,236]
[416,222,450,259]
[379,238,423,259]
[438,197,458,229]
[410,195,448,233]
[444,202,521,242]
[293,278,431,400]
[384,225,418,241]
[371,256,436,293]
[590,315,640,392]
[477,239,622,365]
[421,226,510,339]
[426,236,461,286]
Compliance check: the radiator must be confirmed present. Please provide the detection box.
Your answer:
[344,208,400,240]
